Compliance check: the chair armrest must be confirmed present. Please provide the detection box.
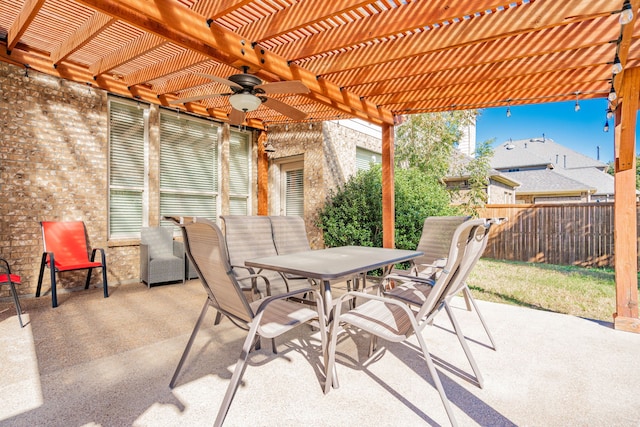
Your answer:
[236,273,272,298]
[173,240,185,259]
[140,244,150,261]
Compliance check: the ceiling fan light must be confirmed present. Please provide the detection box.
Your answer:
[229,93,262,112]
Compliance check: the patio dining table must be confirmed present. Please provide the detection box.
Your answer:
[245,245,423,320]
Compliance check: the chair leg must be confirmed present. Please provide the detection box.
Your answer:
[214,320,261,427]
[36,253,47,298]
[50,265,57,309]
[85,268,93,290]
[213,311,222,325]
[414,326,458,427]
[463,286,496,350]
[444,301,484,388]
[8,280,24,328]
[170,300,210,388]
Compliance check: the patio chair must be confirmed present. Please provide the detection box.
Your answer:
[140,226,185,287]
[325,219,490,426]
[269,215,311,254]
[388,215,497,350]
[221,215,308,297]
[0,258,24,327]
[36,221,108,308]
[169,217,326,427]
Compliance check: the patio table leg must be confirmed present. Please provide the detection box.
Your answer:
[322,279,339,389]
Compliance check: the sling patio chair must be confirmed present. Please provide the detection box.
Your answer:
[325,219,490,427]
[0,258,24,327]
[36,221,108,308]
[387,215,497,350]
[221,215,310,298]
[169,217,327,427]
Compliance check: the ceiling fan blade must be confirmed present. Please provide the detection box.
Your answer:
[228,108,246,125]
[263,97,308,121]
[195,72,243,89]
[168,93,231,105]
[255,80,309,95]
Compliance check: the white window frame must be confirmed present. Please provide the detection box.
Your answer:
[159,110,220,227]
[228,128,252,215]
[280,160,304,216]
[108,97,149,239]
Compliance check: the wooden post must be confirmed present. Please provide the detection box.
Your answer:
[382,123,395,248]
[257,131,269,215]
[613,66,640,333]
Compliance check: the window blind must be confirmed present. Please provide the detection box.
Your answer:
[109,100,145,237]
[159,112,218,225]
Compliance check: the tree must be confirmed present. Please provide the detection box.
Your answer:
[395,111,476,180]
[606,156,640,189]
[395,111,493,216]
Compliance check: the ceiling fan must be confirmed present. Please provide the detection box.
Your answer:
[169,67,309,125]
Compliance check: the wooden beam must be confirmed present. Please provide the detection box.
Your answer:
[50,13,117,65]
[6,0,46,53]
[613,66,640,333]
[350,42,622,97]
[90,32,167,77]
[237,0,373,42]
[304,0,615,75]
[73,0,395,125]
[257,131,269,215]
[273,0,512,60]
[325,15,619,86]
[381,123,395,249]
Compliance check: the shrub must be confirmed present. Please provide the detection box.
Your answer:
[317,165,459,250]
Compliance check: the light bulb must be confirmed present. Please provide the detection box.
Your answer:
[608,87,617,102]
[506,106,511,117]
[574,101,580,112]
[619,1,634,25]
[603,120,609,132]
[612,54,623,74]
[606,108,614,119]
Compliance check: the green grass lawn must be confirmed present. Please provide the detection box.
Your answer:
[467,259,637,322]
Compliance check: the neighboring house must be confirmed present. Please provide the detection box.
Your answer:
[491,137,616,203]
[445,151,520,205]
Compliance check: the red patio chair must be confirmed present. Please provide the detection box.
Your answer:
[36,221,108,308]
[0,258,24,327]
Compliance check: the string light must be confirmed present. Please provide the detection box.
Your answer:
[606,107,614,119]
[574,92,580,112]
[506,99,511,117]
[619,0,634,25]
[603,119,610,132]
[612,54,623,75]
[608,86,617,102]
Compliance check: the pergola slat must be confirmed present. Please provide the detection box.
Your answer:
[6,0,46,52]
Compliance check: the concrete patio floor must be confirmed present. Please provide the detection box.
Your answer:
[1,279,640,426]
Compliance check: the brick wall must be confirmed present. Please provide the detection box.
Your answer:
[0,62,137,298]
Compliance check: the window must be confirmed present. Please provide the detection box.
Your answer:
[159,112,219,225]
[281,161,304,216]
[109,99,147,238]
[356,146,381,171]
[228,129,251,214]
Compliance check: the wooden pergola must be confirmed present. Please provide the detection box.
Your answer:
[1,0,638,331]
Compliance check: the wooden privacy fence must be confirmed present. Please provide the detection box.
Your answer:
[479,203,640,268]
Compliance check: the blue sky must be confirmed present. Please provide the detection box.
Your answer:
[475,99,633,164]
